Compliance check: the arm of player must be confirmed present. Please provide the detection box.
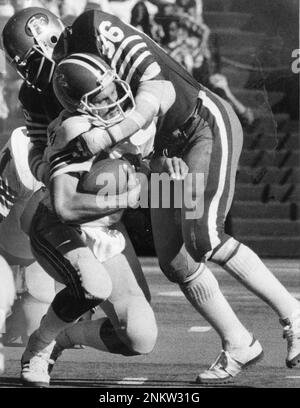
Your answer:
[150,156,189,180]
[51,169,140,224]
[28,143,49,185]
[78,79,176,156]
[20,89,51,184]
[24,112,49,185]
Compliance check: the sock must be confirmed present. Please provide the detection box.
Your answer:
[213,240,300,320]
[56,318,135,356]
[37,306,74,346]
[180,264,252,350]
[56,318,109,351]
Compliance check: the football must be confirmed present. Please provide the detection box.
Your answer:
[79,157,133,196]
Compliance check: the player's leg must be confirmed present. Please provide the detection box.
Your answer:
[182,90,300,378]
[150,188,257,377]
[4,261,56,346]
[0,200,56,346]
[53,222,157,359]
[207,91,300,368]
[0,127,47,372]
[21,203,112,387]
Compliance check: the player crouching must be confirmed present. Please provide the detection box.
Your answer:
[20,54,158,387]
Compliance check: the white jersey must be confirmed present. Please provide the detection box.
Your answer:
[44,119,156,261]
[47,118,156,229]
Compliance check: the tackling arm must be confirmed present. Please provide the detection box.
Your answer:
[19,86,51,185]
[77,79,176,156]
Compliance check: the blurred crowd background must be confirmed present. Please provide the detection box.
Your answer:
[0,0,298,258]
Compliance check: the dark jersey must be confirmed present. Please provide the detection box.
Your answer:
[19,83,62,180]
[55,10,202,138]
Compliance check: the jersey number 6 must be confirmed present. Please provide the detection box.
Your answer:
[99,21,125,59]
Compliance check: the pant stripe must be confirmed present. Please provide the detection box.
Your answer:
[199,90,229,249]
[30,226,83,300]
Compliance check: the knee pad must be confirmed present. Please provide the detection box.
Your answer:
[25,262,56,304]
[210,237,240,265]
[70,249,112,302]
[80,270,112,303]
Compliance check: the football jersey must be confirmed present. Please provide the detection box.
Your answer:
[55,10,202,138]
[45,116,156,228]
[19,82,63,181]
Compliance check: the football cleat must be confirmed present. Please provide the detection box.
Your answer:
[281,310,300,368]
[20,330,55,387]
[196,338,263,385]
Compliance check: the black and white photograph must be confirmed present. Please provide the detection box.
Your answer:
[0,0,299,394]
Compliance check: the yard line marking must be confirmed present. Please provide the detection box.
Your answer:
[158,291,184,297]
[286,376,300,379]
[118,377,147,385]
[143,266,161,273]
[189,326,211,333]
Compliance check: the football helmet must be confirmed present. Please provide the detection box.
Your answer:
[53,53,136,127]
[2,7,65,92]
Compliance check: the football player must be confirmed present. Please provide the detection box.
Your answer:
[2,7,300,384]
[20,55,158,387]
[2,7,65,187]
[0,127,56,375]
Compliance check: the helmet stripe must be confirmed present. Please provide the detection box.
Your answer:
[59,58,103,80]
[68,53,109,73]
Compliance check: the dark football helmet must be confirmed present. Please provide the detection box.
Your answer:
[2,7,65,91]
[53,53,136,127]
